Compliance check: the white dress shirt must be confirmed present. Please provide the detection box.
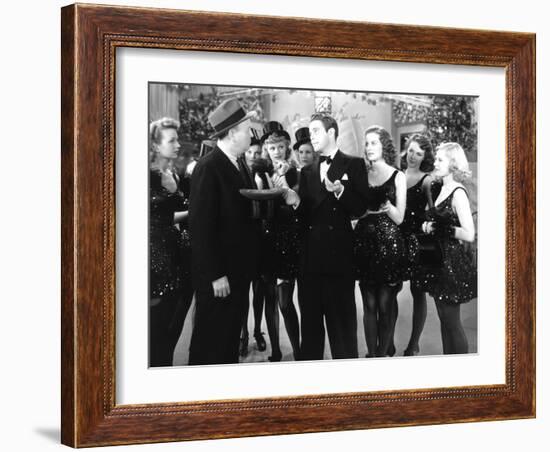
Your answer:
[319,149,338,183]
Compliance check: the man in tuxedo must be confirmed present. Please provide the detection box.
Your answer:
[188,98,258,365]
[280,113,368,360]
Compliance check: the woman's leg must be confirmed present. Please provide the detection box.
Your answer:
[167,283,194,357]
[405,281,427,355]
[436,300,468,354]
[263,276,281,361]
[360,281,378,357]
[251,278,266,351]
[277,279,300,360]
[376,284,397,357]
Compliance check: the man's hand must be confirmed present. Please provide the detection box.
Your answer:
[212,276,231,298]
[324,177,344,196]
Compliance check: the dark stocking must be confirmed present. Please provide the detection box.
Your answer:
[277,280,300,360]
[263,277,281,360]
[360,282,378,357]
[252,279,265,336]
[376,284,397,357]
[435,300,468,354]
[406,281,427,354]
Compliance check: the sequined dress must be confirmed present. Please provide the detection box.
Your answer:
[354,170,407,284]
[149,169,189,298]
[420,186,477,304]
[256,165,301,280]
[399,174,430,280]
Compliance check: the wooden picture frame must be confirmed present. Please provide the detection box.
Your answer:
[61,3,535,447]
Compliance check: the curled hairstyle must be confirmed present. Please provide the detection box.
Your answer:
[365,125,397,167]
[263,132,291,161]
[401,133,435,172]
[149,117,180,147]
[310,113,339,140]
[149,117,180,163]
[436,142,472,182]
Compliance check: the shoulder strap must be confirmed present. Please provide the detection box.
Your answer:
[450,186,469,199]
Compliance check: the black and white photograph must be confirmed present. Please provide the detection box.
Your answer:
[148,83,479,367]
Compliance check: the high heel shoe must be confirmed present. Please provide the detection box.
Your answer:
[239,333,249,357]
[388,344,396,357]
[254,331,267,352]
[403,345,419,356]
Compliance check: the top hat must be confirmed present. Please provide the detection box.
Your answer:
[250,128,262,146]
[261,121,290,143]
[208,98,255,139]
[292,127,312,150]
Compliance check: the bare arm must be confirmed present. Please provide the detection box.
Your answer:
[452,189,475,242]
[383,171,406,225]
[422,174,434,208]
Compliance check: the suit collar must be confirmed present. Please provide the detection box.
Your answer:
[327,150,350,182]
[213,147,246,187]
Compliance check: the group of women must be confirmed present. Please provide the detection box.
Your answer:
[148,114,477,366]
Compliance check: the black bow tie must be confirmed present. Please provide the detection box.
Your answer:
[320,155,333,165]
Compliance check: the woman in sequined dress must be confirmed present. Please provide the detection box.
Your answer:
[398,134,435,356]
[421,142,477,354]
[354,125,407,358]
[149,117,192,367]
[259,122,302,362]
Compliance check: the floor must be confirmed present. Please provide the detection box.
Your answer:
[173,281,477,365]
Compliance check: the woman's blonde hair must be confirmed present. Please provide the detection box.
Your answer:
[149,117,180,162]
[436,142,472,182]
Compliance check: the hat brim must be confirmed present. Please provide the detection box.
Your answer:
[293,139,313,150]
[209,111,256,139]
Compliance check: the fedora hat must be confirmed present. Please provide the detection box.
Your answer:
[208,98,255,139]
[261,121,290,143]
[292,127,312,150]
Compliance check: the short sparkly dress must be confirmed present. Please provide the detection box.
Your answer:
[149,169,189,298]
[399,174,430,281]
[354,170,408,285]
[274,166,302,280]
[420,186,477,304]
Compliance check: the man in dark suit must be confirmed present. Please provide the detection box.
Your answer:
[279,113,367,360]
[188,98,258,365]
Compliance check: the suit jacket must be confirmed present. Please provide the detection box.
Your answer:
[297,150,368,275]
[189,146,259,289]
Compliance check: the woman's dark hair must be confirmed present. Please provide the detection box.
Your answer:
[365,125,396,167]
[401,133,435,172]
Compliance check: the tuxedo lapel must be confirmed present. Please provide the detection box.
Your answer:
[308,161,328,209]
[326,150,350,183]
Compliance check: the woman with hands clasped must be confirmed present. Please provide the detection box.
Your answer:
[354,125,407,358]
[420,142,476,354]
